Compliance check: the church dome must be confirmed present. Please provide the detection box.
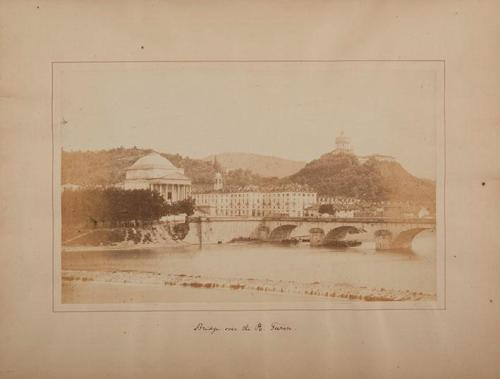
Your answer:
[128,152,177,171]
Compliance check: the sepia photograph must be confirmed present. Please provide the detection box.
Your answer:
[4,1,500,377]
[53,61,444,309]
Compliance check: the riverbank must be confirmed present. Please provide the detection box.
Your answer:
[62,223,194,252]
[62,240,193,252]
[62,269,436,303]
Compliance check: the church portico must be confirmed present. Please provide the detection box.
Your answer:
[123,152,192,202]
[149,182,191,202]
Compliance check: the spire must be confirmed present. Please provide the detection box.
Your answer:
[213,155,223,173]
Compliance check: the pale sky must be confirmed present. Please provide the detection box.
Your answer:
[55,61,443,179]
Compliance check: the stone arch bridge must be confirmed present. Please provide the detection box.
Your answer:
[185,216,436,250]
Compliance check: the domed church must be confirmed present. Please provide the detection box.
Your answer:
[123,152,192,202]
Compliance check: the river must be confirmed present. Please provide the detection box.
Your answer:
[62,230,436,303]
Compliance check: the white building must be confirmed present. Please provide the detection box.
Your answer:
[193,190,317,217]
[122,152,192,202]
[335,209,355,218]
[358,154,396,164]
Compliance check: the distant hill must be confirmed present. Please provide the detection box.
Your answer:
[284,152,435,207]
[203,152,306,178]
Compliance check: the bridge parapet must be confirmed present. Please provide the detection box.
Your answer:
[261,216,436,225]
[188,215,436,225]
[187,216,436,249]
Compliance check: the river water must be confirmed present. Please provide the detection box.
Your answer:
[62,230,436,295]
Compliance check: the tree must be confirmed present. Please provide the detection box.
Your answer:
[62,188,167,228]
[164,198,195,216]
[319,204,335,215]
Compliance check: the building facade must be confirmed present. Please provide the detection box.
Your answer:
[193,190,317,217]
[122,152,192,202]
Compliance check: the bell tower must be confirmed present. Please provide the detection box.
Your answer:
[214,172,223,191]
[213,156,224,191]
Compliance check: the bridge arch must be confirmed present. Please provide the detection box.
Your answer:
[268,224,298,241]
[324,226,361,243]
[391,228,430,249]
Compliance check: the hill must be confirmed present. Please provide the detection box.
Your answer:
[62,147,218,187]
[203,152,305,178]
[62,148,435,208]
[61,148,276,191]
[284,152,435,207]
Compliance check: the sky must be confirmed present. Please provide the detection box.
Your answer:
[54,61,443,179]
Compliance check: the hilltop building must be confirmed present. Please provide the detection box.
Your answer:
[332,130,352,154]
[332,130,396,163]
[122,152,191,202]
[358,154,396,164]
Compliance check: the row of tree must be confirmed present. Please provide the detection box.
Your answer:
[62,188,194,227]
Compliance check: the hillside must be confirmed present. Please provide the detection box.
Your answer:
[62,148,435,208]
[284,152,435,207]
[203,152,305,178]
[62,147,217,187]
[61,148,276,191]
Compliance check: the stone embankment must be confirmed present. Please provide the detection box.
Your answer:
[62,222,190,251]
[62,270,436,302]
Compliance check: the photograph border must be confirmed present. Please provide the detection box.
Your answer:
[52,59,446,313]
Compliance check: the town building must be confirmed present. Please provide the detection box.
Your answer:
[318,196,361,207]
[122,152,192,202]
[358,154,396,164]
[193,190,317,217]
[336,209,355,218]
[418,207,431,218]
[62,183,81,191]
